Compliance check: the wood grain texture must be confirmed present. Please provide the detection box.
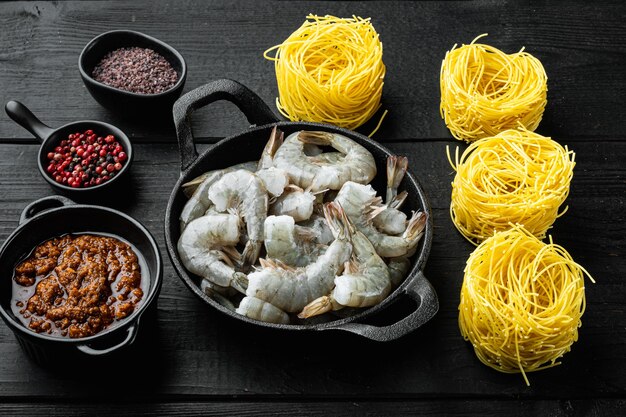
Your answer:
[1,1,626,413]
[0,141,623,400]
[0,400,623,417]
[1,1,626,142]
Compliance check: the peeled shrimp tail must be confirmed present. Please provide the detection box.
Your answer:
[258,126,284,170]
[242,240,263,272]
[236,296,290,324]
[298,295,340,319]
[404,210,428,243]
[390,190,408,210]
[386,156,408,203]
[323,201,354,241]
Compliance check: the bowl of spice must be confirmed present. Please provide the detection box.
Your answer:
[0,195,163,364]
[79,30,186,116]
[5,100,133,193]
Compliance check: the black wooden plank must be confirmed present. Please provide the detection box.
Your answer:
[0,399,623,417]
[0,140,623,399]
[1,1,626,142]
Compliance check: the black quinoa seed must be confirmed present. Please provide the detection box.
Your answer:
[91,47,178,94]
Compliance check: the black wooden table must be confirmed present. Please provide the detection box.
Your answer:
[1,1,625,416]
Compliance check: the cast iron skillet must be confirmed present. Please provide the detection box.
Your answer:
[5,100,133,194]
[0,196,163,364]
[164,79,438,341]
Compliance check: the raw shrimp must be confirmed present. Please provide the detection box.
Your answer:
[264,215,326,267]
[177,214,248,294]
[256,126,290,197]
[236,296,290,324]
[298,213,334,245]
[245,203,352,313]
[310,151,345,166]
[335,181,427,258]
[208,170,268,268]
[299,202,391,318]
[256,167,289,197]
[181,161,257,198]
[269,185,316,222]
[372,156,410,235]
[387,256,411,288]
[272,131,376,192]
[372,192,408,235]
[180,169,229,232]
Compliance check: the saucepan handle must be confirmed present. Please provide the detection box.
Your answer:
[172,79,279,172]
[5,100,55,142]
[76,322,139,356]
[325,270,439,342]
[19,196,75,225]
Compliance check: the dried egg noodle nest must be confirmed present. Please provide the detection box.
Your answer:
[448,129,575,245]
[458,225,594,385]
[264,14,387,135]
[440,34,548,142]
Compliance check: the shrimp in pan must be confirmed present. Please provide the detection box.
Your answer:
[256,126,290,197]
[299,202,391,319]
[208,170,268,269]
[334,181,427,258]
[264,215,326,267]
[177,214,248,294]
[268,185,316,222]
[181,161,257,198]
[272,130,376,192]
[245,202,352,315]
[372,156,410,235]
[236,296,290,325]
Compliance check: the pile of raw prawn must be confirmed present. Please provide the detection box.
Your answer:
[177,128,427,324]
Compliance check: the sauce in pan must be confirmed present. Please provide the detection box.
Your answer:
[11,233,149,338]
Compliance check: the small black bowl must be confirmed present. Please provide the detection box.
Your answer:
[79,30,187,116]
[5,100,133,194]
[0,196,163,365]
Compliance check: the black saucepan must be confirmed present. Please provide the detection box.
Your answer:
[165,79,438,341]
[0,196,162,364]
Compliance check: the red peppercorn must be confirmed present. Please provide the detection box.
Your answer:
[47,129,123,188]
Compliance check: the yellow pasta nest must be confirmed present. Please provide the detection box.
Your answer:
[440,34,548,142]
[448,129,575,244]
[264,14,386,134]
[458,225,594,385]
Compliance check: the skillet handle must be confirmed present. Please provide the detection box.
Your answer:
[326,271,439,342]
[5,100,55,142]
[19,196,75,225]
[172,79,279,172]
